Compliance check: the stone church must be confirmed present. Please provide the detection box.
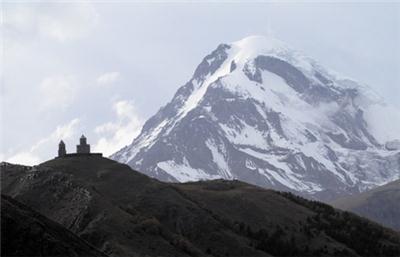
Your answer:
[57,135,102,158]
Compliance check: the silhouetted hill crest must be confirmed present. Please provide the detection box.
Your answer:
[1,156,400,257]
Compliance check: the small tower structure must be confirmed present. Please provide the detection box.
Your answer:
[77,135,90,154]
[58,140,67,157]
[56,135,101,158]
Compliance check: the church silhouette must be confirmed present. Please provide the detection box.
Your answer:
[57,135,102,158]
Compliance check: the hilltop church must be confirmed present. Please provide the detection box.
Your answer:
[57,135,102,158]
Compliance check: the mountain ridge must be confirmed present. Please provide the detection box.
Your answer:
[2,156,400,257]
[332,178,400,231]
[111,35,400,201]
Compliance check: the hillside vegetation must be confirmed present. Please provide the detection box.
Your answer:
[1,157,400,257]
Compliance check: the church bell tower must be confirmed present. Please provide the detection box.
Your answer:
[77,135,90,154]
[58,140,67,157]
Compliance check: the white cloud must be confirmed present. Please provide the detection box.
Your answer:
[39,75,77,109]
[39,4,99,42]
[97,72,121,85]
[94,100,143,156]
[31,118,80,152]
[3,118,81,166]
[6,152,41,166]
[4,2,99,42]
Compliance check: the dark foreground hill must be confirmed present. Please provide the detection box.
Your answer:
[1,194,108,257]
[332,179,400,231]
[1,156,400,257]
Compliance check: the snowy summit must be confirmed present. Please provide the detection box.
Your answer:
[112,35,400,201]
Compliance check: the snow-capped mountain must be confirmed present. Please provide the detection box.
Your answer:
[112,35,400,201]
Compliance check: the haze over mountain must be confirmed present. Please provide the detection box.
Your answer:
[2,156,400,257]
[333,179,400,231]
[112,35,400,201]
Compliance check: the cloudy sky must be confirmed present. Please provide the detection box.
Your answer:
[1,1,399,165]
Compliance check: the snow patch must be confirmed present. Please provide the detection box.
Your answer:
[245,159,257,170]
[239,147,323,192]
[157,158,221,183]
[219,121,268,149]
[205,139,233,179]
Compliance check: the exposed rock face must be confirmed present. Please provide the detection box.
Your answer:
[2,157,400,257]
[386,140,400,151]
[111,36,400,201]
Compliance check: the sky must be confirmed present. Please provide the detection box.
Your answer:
[1,1,400,165]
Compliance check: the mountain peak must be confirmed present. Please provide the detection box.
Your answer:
[232,35,290,55]
[230,35,296,63]
[111,36,400,201]
[227,35,313,76]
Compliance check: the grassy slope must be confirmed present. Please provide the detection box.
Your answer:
[1,194,108,257]
[1,157,400,257]
[332,179,400,231]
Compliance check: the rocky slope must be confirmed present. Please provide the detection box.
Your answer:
[332,179,400,231]
[1,194,108,257]
[1,157,400,257]
[111,35,400,201]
